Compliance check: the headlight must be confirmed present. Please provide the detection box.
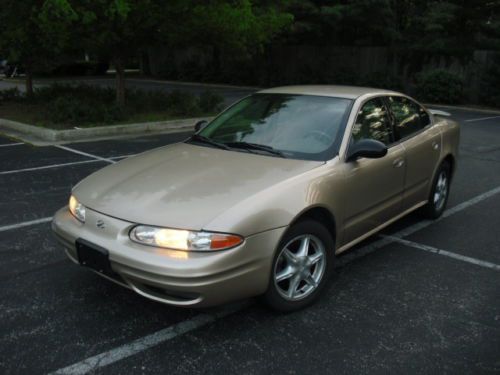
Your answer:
[69,195,86,223]
[130,225,243,251]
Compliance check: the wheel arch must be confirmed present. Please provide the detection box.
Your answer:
[288,205,337,247]
[442,153,456,179]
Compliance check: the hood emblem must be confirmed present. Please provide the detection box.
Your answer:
[96,220,105,229]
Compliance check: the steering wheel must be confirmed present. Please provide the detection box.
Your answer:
[306,130,334,145]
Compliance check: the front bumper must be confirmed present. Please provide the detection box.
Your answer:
[52,206,286,307]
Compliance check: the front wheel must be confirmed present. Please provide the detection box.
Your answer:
[264,219,334,312]
[421,161,451,219]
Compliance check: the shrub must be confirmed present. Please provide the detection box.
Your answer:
[34,84,115,105]
[0,87,22,103]
[2,83,220,126]
[126,88,166,112]
[45,96,125,126]
[198,90,224,113]
[479,56,500,107]
[415,69,464,104]
[165,90,200,116]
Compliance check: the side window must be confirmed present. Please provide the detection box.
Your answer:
[388,96,430,140]
[351,98,392,145]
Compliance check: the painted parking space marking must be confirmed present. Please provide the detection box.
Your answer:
[338,185,500,265]
[49,302,248,375]
[0,159,103,175]
[0,154,135,175]
[382,236,500,271]
[0,142,24,147]
[0,217,52,233]
[465,115,500,123]
[55,145,116,164]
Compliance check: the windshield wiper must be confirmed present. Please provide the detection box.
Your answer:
[188,134,230,150]
[224,141,286,158]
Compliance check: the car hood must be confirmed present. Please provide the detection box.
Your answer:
[73,142,323,230]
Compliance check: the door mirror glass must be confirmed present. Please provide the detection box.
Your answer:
[195,120,209,132]
[347,139,388,162]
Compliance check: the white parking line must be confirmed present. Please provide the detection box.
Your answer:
[54,145,116,164]
[47,184,500,374]
[465,115,500,123]
[0,142,24,147]
[0,154,134,175]
[49,303,248,375]
[383,236,500,271]
[339,185,500,264]
[0,217,52,232]
[0,159,103,175]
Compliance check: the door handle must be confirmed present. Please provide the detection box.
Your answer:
[393,158,404,168]
[432,141,440,150]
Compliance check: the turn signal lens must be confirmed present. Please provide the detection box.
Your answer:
[69,195,86,223]
[210,234,243,250]
[130,225,243,251]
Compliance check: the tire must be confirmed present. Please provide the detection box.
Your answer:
[263,219,334,312]
[421,161,451,219]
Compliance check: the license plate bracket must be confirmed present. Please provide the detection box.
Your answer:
[76,238,114,276]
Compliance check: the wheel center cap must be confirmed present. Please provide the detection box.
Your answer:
[295,257,311,274]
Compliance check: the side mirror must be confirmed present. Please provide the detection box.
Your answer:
[194,120,208,132]
[346,139,388,162]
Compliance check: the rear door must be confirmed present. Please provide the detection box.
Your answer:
[341,97,406,245]
[386,96,441,211]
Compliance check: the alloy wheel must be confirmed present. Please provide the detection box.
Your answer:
[273,234,327,301]
[433,171,448,211]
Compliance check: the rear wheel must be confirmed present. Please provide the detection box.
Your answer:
[264,219,334,312]
[421,161,451,219]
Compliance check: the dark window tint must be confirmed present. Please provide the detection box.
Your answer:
[388,96,430,140]
[352,98,392,145]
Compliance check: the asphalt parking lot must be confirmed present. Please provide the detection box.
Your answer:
[1,107,499,374]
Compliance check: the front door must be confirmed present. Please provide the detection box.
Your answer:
[340,97,406,246]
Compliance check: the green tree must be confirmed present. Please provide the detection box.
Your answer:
[283,0,397,45]
[0,0,75,97]
[67,0,171,106]
[189,0,293,77]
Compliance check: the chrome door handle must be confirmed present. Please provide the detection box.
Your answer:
[432,141,440,150]
[393,158,404,168]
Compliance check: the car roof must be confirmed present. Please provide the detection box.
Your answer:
[257,85,401,100]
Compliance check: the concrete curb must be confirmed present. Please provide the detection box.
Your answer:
[0,117,211,145]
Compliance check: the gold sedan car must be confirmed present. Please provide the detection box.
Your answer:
[52,86,460,311]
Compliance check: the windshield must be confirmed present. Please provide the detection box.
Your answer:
[194,94,353,161]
